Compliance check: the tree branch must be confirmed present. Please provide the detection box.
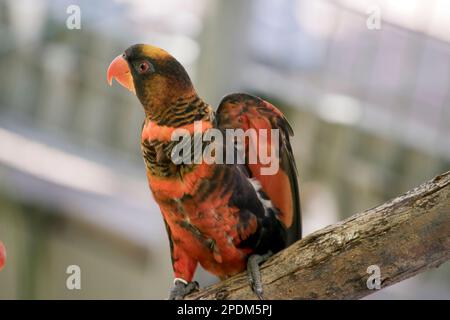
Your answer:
[187,171,450,300]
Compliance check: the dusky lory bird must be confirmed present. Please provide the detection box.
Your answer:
[107,44,301,299]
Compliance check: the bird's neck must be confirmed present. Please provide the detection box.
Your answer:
[143,89,213,128]
[140,92,215,180]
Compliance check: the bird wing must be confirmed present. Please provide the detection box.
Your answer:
[215,93,301,244]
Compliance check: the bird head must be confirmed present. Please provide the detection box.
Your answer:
[107,44,194,111]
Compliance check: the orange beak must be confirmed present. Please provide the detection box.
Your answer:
[107,54,136,94]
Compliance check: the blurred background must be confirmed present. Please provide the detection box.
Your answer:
[0,0,449,299]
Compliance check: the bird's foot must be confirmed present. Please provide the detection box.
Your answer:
[247,252,272,300]
[168,278,199,300]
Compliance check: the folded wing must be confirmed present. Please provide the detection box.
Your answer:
[215,93,301,244]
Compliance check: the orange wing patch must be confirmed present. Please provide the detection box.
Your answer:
[216,93,300,234]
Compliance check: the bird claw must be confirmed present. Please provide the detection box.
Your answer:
[247,252,272,300]
[168,279,199,300]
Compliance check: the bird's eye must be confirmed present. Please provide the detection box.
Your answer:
[137,61,151,74]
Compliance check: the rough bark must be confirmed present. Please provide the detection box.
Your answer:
[187,171,450,300]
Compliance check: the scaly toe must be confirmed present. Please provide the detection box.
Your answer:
[168,279,199,300]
